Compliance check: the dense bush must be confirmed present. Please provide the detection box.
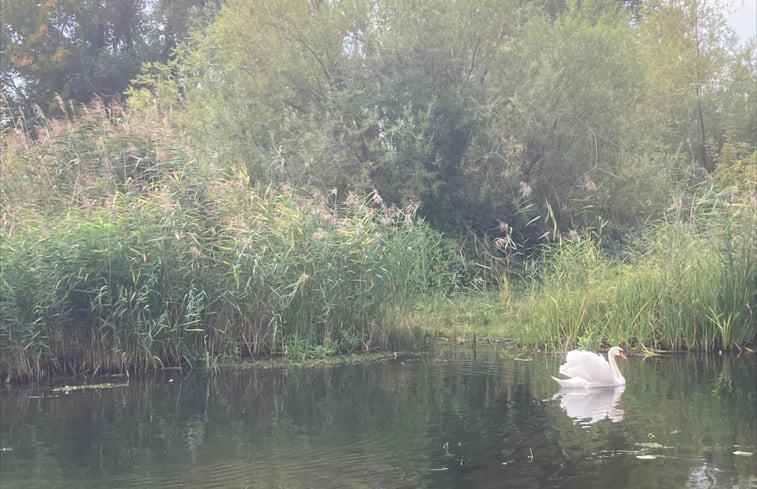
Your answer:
[142,0,755,243]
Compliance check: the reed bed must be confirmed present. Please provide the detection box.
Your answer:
[2,102,754,382]
[515,192,756,351]
[408,191,756,352]
[0,104,454,382]
[0,190,451,381]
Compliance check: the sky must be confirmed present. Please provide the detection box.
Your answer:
[723,0,756,43]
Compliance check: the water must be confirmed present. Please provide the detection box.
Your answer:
[1,347,755,488]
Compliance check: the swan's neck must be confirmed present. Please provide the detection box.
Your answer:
[608,354,625,384]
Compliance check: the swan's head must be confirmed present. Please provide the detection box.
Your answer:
[609,346,628,361]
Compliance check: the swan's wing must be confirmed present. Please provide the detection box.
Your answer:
[557,350,616,386]
[551,375,590,388]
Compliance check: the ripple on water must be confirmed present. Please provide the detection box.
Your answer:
[0,347,754,489]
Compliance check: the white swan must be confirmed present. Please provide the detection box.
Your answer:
[551,346,628,388]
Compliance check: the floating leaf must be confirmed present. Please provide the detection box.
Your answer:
[636,442,664,449]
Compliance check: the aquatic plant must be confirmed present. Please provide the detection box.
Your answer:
[0,104,455,382]
[516,189,756,351]
[408,187,756,353]
[0,184,456,381]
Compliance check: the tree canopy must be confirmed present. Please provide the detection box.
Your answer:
[140,0,753,239]
[4,0,755,244]
[1,0,222,118]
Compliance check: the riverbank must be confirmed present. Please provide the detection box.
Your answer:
[407,201,757,353]
[2,199,755,384]
[2,106,755,385]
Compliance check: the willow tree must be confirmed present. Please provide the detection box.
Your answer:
[636,0,755,169]
[143,0,752,242]
[458,2,656,241]
[157,0,530,231]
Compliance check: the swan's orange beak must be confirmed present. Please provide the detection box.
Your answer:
[620,351,628,361]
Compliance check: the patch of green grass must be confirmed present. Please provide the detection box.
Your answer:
[405,192,756,352]
[403,292,516,342]
[237,352,400,370]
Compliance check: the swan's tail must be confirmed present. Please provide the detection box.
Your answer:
[551,376,589,388]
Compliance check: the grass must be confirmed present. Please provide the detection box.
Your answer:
[414,191,756,352]
[400,292,515,343]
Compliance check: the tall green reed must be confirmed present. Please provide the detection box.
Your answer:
[1,101,458,382]
[514,190,756,351]
[0,181,453,381]
[202,183,452,358]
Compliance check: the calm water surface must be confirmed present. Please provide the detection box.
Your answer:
[1,347,755,488]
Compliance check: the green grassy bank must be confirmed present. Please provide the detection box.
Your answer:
[1,105,755,383]
[3,190,753,383]
[410,197,756,352]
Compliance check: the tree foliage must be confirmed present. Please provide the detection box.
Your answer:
[0,0,222,121]
[6,0,756,247]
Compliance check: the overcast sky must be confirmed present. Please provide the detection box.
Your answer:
[723,0,756,43]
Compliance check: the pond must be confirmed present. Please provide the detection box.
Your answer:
[1,346,755,488]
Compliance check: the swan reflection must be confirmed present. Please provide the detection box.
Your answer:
[554,385,626,426]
